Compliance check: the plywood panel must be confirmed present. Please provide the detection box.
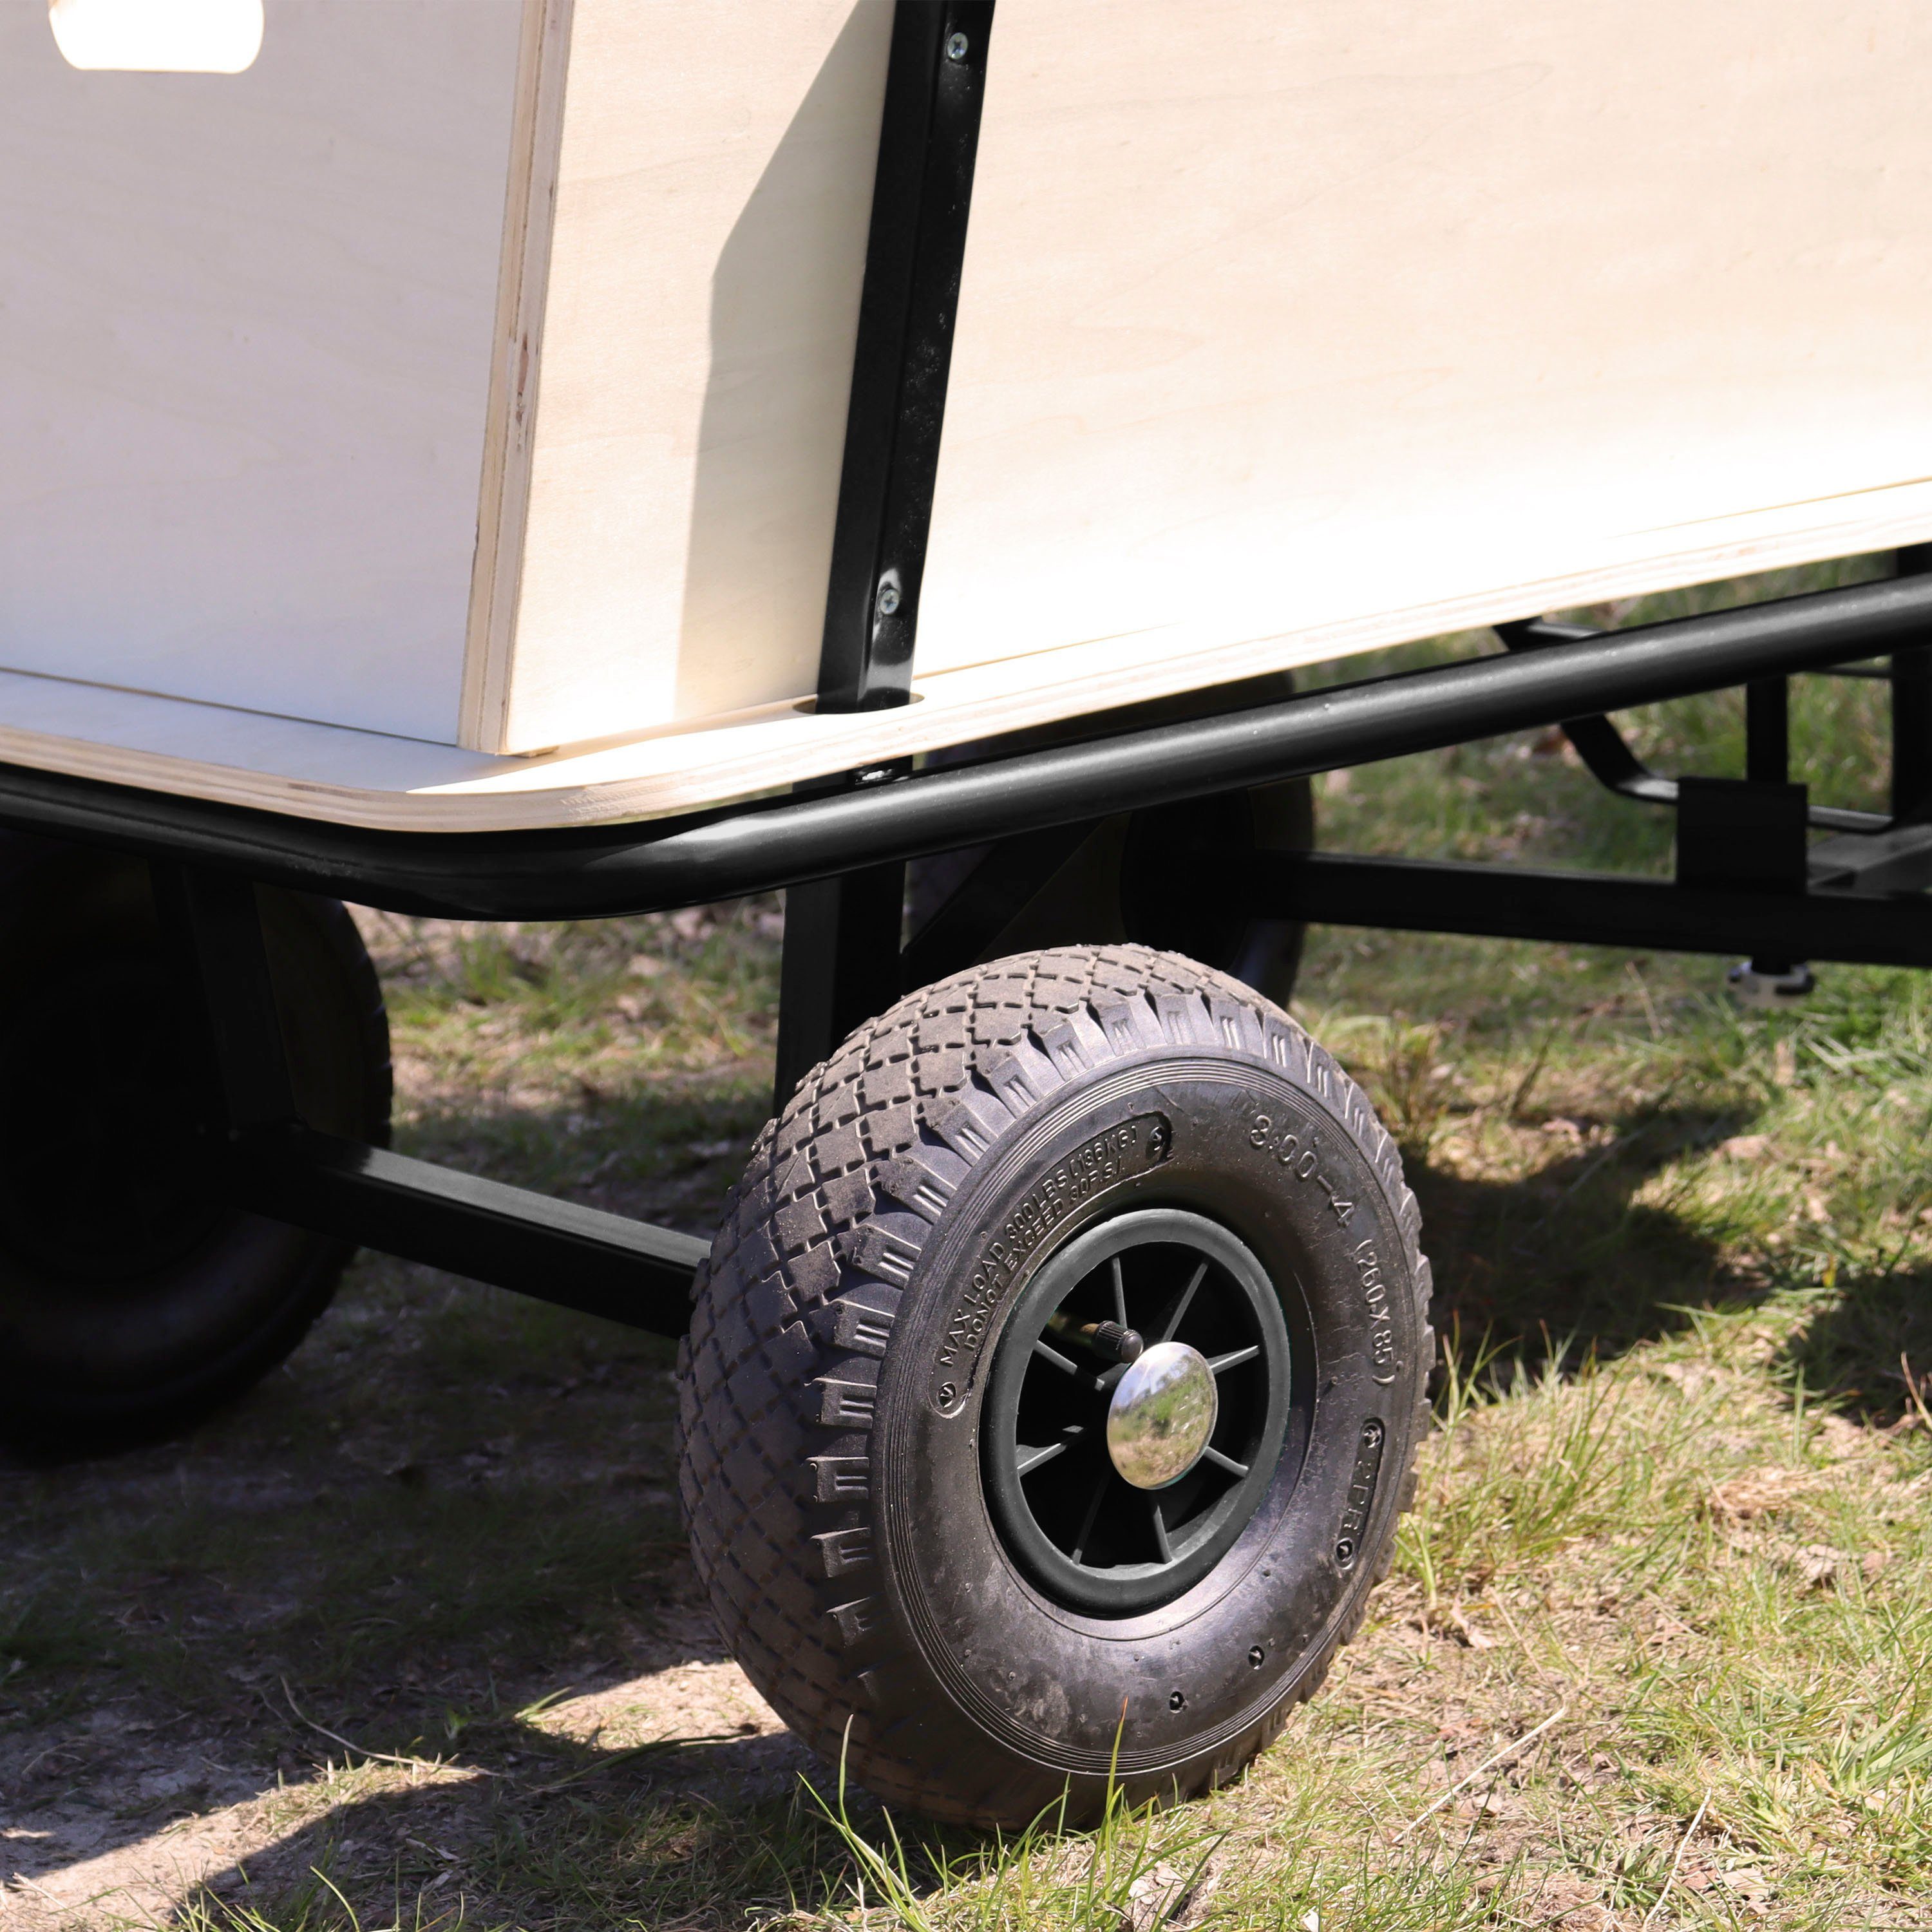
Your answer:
[0,0,527,743]
[473,0,893,755]
[916,0,1932,689]
[6,468,1930,833]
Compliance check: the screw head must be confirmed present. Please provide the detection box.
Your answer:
[876,583,902,616]
[945,30,969,60]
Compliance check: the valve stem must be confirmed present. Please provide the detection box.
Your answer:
[1048,1313,1144,1364]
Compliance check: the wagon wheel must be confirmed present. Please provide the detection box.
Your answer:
[681,944,1430,1825]
[904,673,1314,1006]
[0,837,391,1451]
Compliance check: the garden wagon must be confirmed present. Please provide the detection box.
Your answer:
[7,0,1932,1828]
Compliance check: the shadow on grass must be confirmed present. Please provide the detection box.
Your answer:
[1405,1103,1763,1381]
[163,1727,849,1931]
[1781,1263,1932,1428]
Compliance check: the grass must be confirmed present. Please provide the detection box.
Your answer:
[3,562,1931,1927]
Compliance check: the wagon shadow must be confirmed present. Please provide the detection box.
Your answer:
[157,1723,832,1931]
[1401,1101,1766,1380]
[1778,1262,1932,1428]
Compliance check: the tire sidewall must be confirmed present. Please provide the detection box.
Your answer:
[869,1037,1425,1797]
[0,842,391,1444]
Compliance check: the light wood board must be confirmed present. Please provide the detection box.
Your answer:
[0,0,527,743]
[915,0,1932,695]
[8,0,1932,808]
[467,0,895,755]
[3,473,1927,832]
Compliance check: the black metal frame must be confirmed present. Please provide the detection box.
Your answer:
[49,558,1932,1341]
[11,0,1932,1343]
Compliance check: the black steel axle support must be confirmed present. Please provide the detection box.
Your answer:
[230,1127,706,1339]
[6,571,1932,925]
[776,1,994,1099]
[77,565,1932,1331]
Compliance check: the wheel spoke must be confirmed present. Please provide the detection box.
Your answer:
[1032,1338,1082,1378]
[1150,1496,1173,1564]
[1157,1261,1209,1341]
[1068,1473,1112,1565]
[1016,1439,1071,1477]
[1201,1444,1250,1477]
[1207,1343,1260,1375]
[1110,1255,1128,1327]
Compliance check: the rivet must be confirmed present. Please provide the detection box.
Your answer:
[945,31,969,61]
[876,583,902,616]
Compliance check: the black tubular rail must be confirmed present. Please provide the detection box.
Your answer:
[4,571,1932,923]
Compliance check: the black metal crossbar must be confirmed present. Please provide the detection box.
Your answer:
[6,571,1932,923]
[229,1126,704,1338]
[1226,850,1932,969]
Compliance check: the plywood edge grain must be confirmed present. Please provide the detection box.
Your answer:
[5,489,1928,834]
[459,0,576,755]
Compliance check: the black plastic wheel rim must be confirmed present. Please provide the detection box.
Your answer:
[982,1208,1291,1615]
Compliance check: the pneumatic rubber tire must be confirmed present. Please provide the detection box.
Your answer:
[0,836,392,1453]
[679,945,1431,1826]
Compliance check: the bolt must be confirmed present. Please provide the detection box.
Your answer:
[1247,1645,1265,1669]
[1168,1690,1186,1711]
[876,582,901,616]
[945,31,969,61]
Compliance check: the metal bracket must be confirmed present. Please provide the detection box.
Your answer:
[1495,616,1885,834]
[774,3,996,1100]
[815,0,994,713]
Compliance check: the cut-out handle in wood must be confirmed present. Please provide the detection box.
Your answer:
[50,0,263,74]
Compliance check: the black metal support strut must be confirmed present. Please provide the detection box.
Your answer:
[774,0,995,1102]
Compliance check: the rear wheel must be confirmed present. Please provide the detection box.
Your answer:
[0,837,392,1452]
[680,945,1430,1824]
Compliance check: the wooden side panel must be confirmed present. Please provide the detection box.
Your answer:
[915,0,1932,689]
[477,0,893,755]
[0,1,526,744]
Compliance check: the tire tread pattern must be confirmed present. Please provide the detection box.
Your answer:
[679,945,1431,1823]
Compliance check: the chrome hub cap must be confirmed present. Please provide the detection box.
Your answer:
[1106,1340,1219,1489]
